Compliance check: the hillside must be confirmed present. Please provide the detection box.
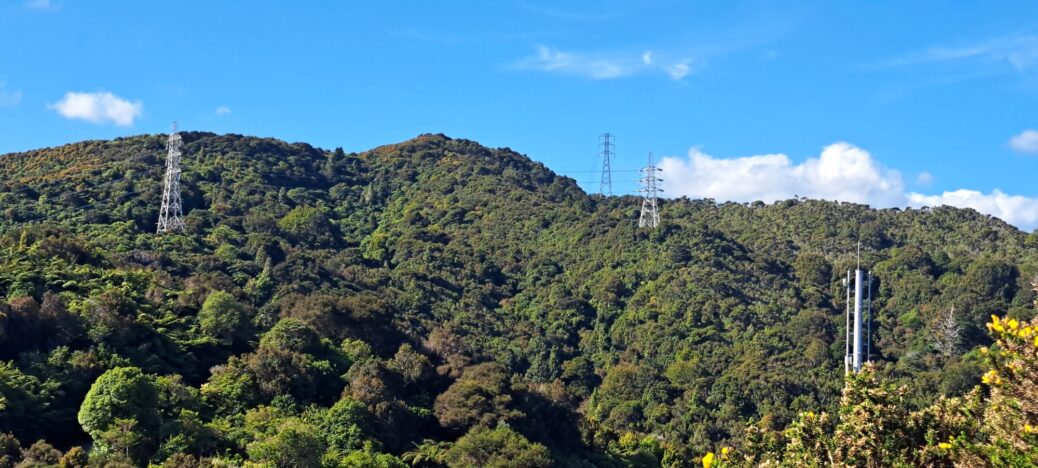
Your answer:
[0,132,1035,466]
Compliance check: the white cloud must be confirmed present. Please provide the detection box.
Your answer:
[907,190,1038,230]
[49,91,142,126]
[1009,129,1038,154]
[512,45,695,81]
[915,171,934,185]
[659,142,905,206]
[0,81,22,107]
[659,142,1038,230]
[215,106,232,115]
[664,61,692,80]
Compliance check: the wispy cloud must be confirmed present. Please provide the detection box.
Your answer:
[215,105,232,116]
[1009,129,1038,154]
[49,91,142,126]
[0,81,23,108]
[875,33,1038,73]
[24,0,58,11]
[513,45,629,79]
[508,14,789,82]
[659,142,1038,230]
[512,45,696,81]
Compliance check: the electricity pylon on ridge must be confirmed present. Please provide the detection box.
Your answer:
[157,121,185,234]
[638,152,662,229]
[599,133,614,195]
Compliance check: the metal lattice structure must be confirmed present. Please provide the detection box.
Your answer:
[157,122,185,234]
[599,133,614,195]
[638,152,662,228]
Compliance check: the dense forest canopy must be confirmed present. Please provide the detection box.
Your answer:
[0,132,1035,466]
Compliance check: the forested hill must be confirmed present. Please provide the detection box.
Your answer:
[0,132,1035,466]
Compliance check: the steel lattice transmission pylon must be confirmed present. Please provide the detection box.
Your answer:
[599,133,614,195]
[157,121,186,234]
[638,152,662,229]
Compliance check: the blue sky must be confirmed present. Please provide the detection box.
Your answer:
[3,1,1038,228]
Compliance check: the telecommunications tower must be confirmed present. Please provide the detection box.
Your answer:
[844,243,873,374]
[638,152,662,229]
[157,122,185,234]
[599,133,614,195]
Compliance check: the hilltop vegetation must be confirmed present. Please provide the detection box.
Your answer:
[0,132,1035,466]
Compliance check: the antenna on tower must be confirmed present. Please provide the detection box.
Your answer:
[638,152,662,229]
[857,240,861,269]
[157,121,186,234]
[599,133,614,195]
[845,246,873,374]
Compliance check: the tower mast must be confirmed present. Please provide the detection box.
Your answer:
[157,122,185,234]
[638,152,662,229]
[599,133,614,195]
[845,241,873,374]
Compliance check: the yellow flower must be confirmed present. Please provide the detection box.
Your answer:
[1025,424,1035,433]
[982,370,1000,385]
[721,447,731,456]
[938,442,952,450]
[1009,319,1020,331]
[990,315,1005,332]
[702,451,715,468]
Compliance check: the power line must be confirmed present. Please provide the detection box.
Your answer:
[560,169,641,174]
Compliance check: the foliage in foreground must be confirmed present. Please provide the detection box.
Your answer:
[709,311,1038,467]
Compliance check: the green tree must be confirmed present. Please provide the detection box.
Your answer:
[434,363,521,433]
[338,442,407,468]
[58,446,88,468]
[17,440,62,467]
[313,397,373,453]
[77,367,160,462]
[259,318,322,355]
[198,290,251,345]
[0,432,20,467]
[443,425,552,468]
[246,419,326,468]
[0,361,58,442]
[278,205,340,248]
